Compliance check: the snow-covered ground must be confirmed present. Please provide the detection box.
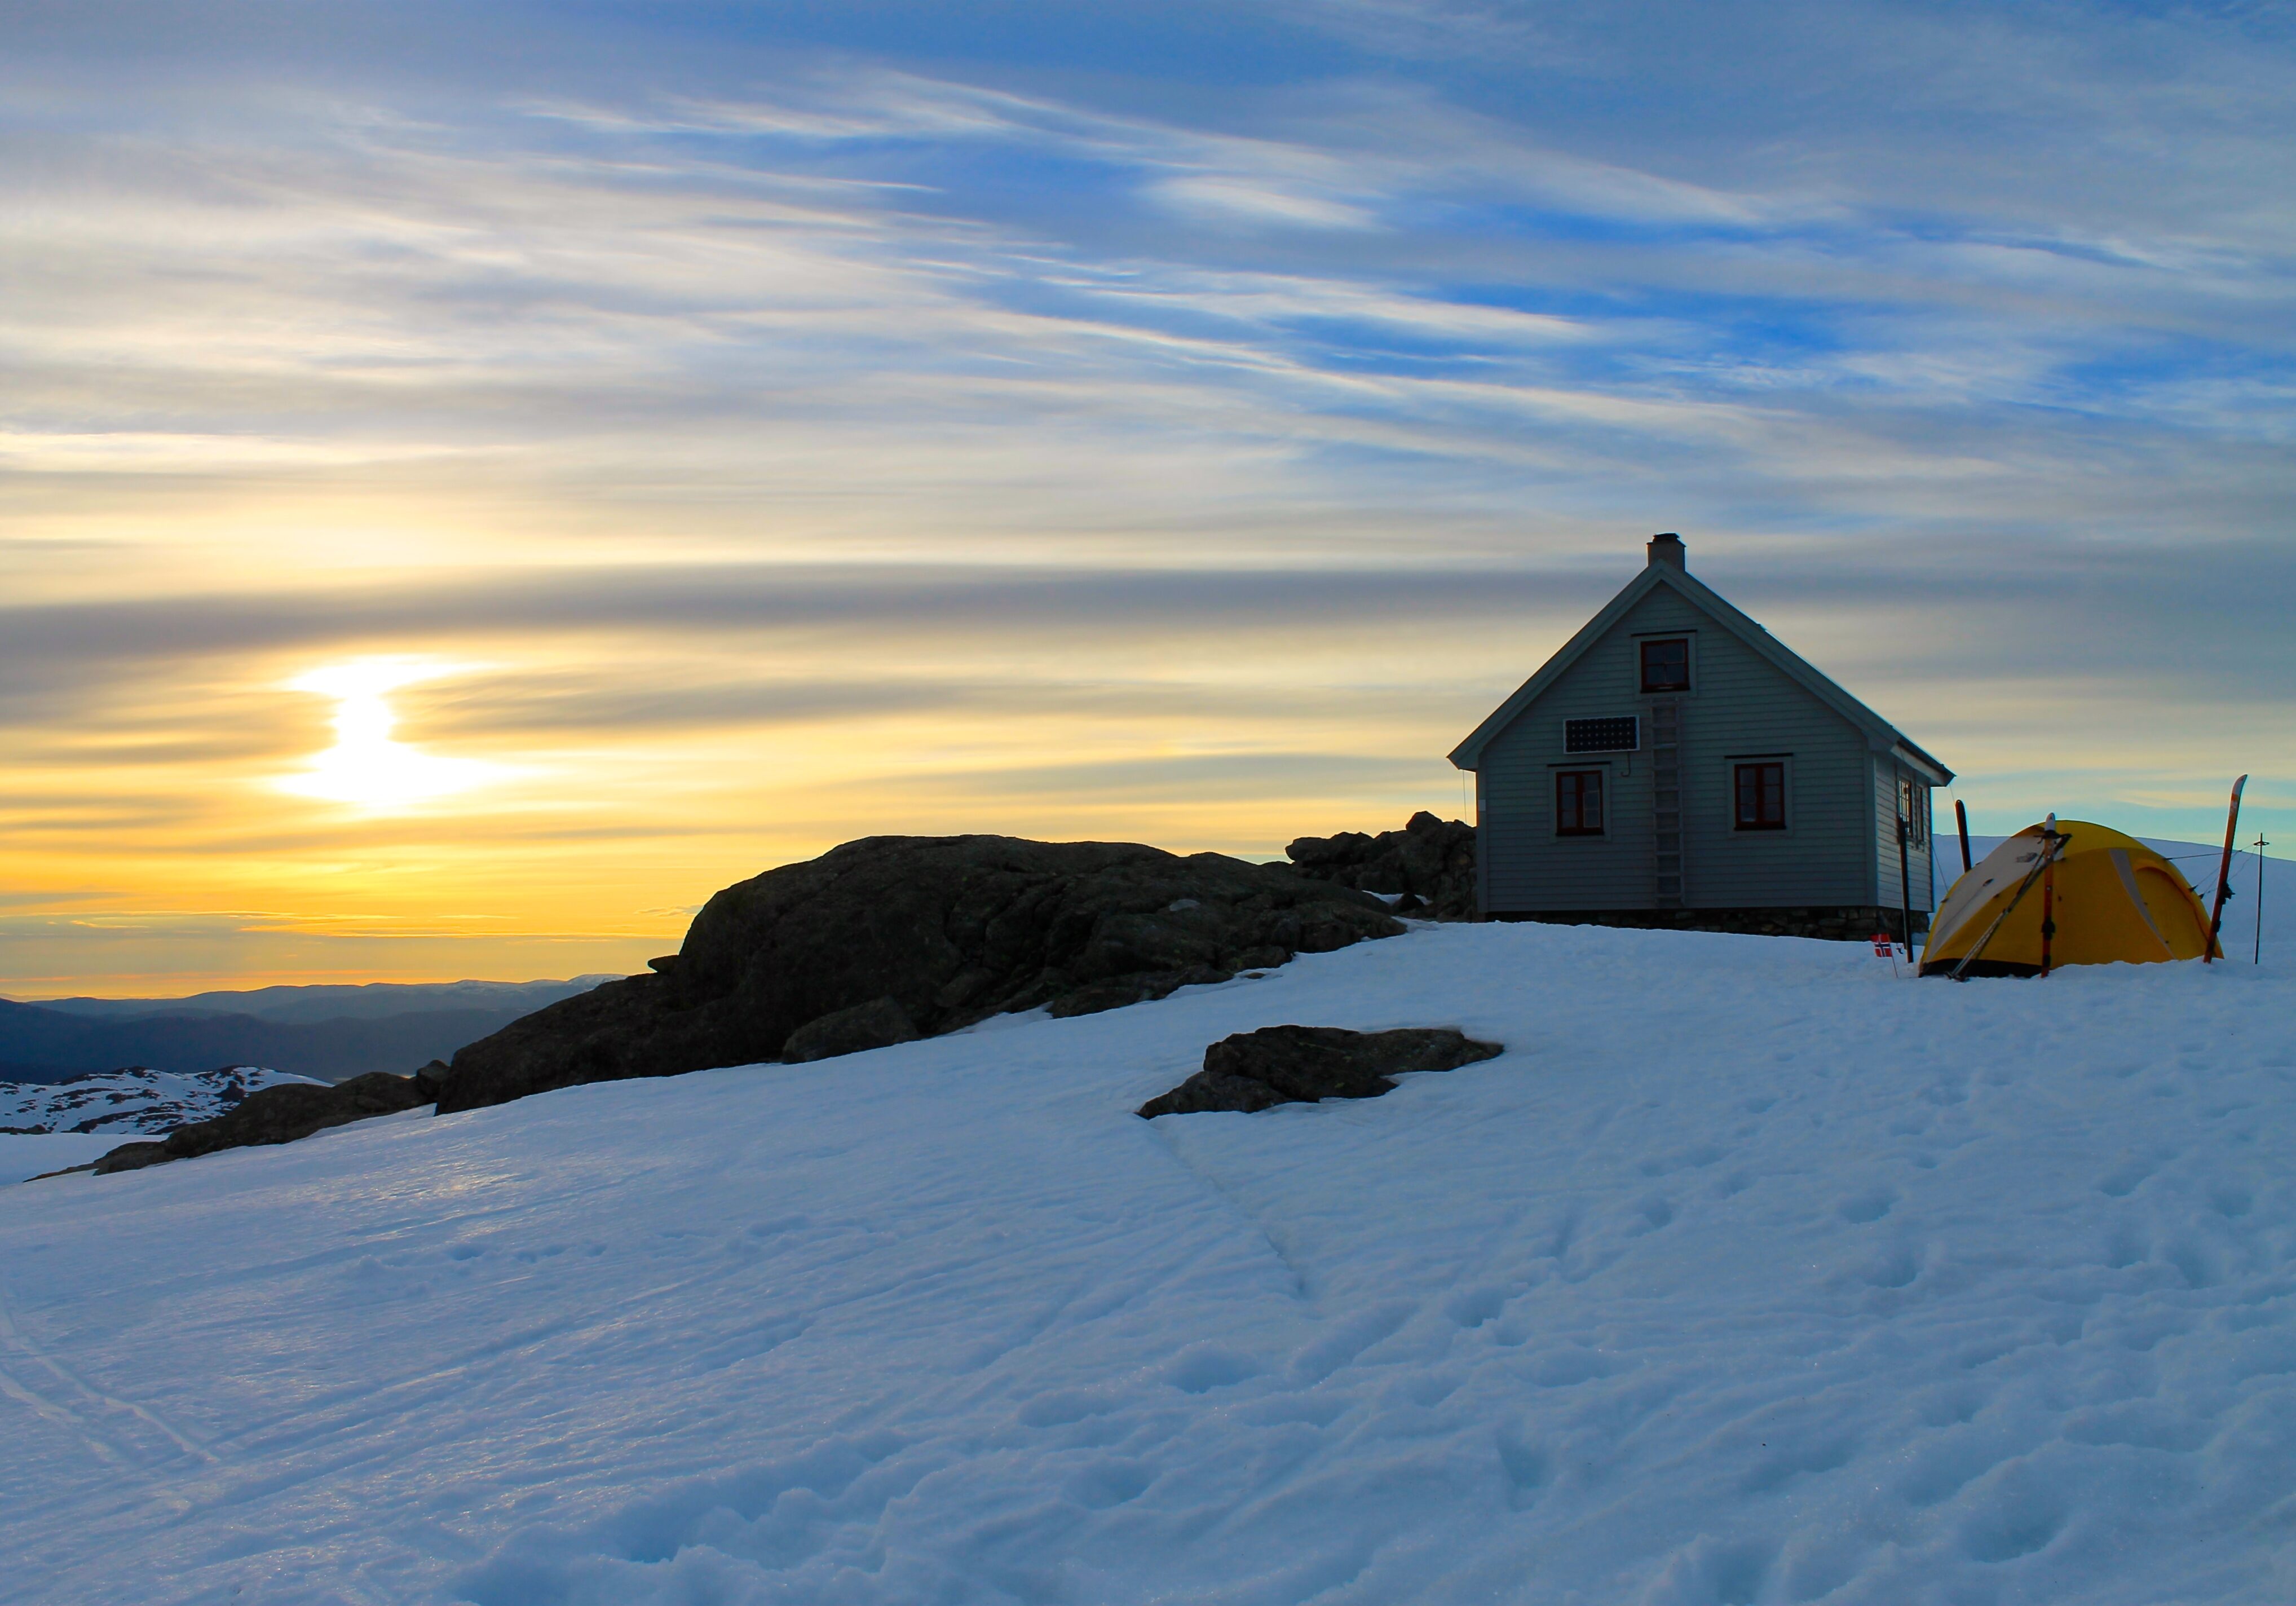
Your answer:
[4,917,2294,1605]
[0,1132,128,1186]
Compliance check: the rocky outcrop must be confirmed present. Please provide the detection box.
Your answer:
[1286,812,1477,919]
[436,835,1405,1114]
[1137,1025,1504,1117]
[91,1071,435,1173]
[782,997,921,1063]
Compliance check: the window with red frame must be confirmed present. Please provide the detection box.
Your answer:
[1556,769,1605,836]
[1735,762,1786,830]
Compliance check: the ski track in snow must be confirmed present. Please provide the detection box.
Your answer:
[3,921,2296,1604]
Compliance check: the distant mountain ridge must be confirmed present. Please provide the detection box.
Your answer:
[23,977,621,1024]
[0,977,617,1085]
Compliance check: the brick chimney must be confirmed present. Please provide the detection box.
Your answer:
[1647,532,1686,569]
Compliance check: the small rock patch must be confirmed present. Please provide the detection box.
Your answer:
[1137,1025,1503,1118]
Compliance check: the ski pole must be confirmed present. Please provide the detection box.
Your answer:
[1948,830,2067,982]
[2258,832,2268,966]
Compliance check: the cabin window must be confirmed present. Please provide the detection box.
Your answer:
[1556,770,1605,836]
[1640,638,1691,693]
[1898,778,1928,846]
[1734,762,1786,831]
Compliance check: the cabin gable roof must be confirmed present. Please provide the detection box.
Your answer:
[1449,562,1953,786]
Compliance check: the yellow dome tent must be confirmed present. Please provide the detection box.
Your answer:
[1920,820,2216,978]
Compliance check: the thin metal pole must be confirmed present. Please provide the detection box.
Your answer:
[1955,799,1972,873]
[2039,813,2060,978]
[1897,812,1915,959]
[2258,832,2268,965]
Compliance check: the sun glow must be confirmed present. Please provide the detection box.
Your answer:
[280,660,497,809]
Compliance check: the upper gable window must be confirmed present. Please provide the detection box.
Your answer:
[1640,638,1691,693]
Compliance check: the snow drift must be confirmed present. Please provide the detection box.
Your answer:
[3,919,2293,1604]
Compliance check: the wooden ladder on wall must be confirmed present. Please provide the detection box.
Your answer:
[1650,698,1685,908]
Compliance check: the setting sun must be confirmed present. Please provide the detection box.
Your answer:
[280,660,497,810]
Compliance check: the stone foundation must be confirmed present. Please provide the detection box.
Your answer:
[1489,906,1929,942]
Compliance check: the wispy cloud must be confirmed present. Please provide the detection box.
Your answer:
[2,1,2290,988]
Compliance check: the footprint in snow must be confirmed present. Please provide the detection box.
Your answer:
[1956,1463,2067,1562]
[1914,1382,1986,1427]
[2097,1158,2154,1198]
[1630,1195,1676,1233]
[1063,1461,1154,1509]
[1524,1346,1614,1387]
[2101,1223,2147,1270]
[1445,1285,1508,1329]
[2161,1239,2220,1289]
[1738,1427,1858,1494]
[1017,1389,1123,1428]
[1860,1246,1921,1290]
[1167,1343,1261,1393]
[1287,1302,1415,1385]
[2209,1184,2254,1219]
[1836,1189,1896,1224]
[1639,1535,1773,1606]
[1493,1422,1549,1508]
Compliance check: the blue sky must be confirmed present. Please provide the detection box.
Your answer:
[1,0,2290,989]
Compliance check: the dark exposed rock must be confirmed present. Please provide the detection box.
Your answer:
[436,835,1405,1114]
[1048,964,1231,1019]
[1137,1025,1504,1117]
[783,996,922,1063]
[1286,811,1477,920]
[91,1071,435,1174]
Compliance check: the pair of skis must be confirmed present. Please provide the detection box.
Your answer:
[2205,775,2249,964]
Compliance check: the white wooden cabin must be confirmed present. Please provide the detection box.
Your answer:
[1449,535,1954,939]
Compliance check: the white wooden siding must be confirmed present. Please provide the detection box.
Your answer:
[1872,756,1938,914]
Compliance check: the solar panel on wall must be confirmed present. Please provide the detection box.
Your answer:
[1565,716,1640,754]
